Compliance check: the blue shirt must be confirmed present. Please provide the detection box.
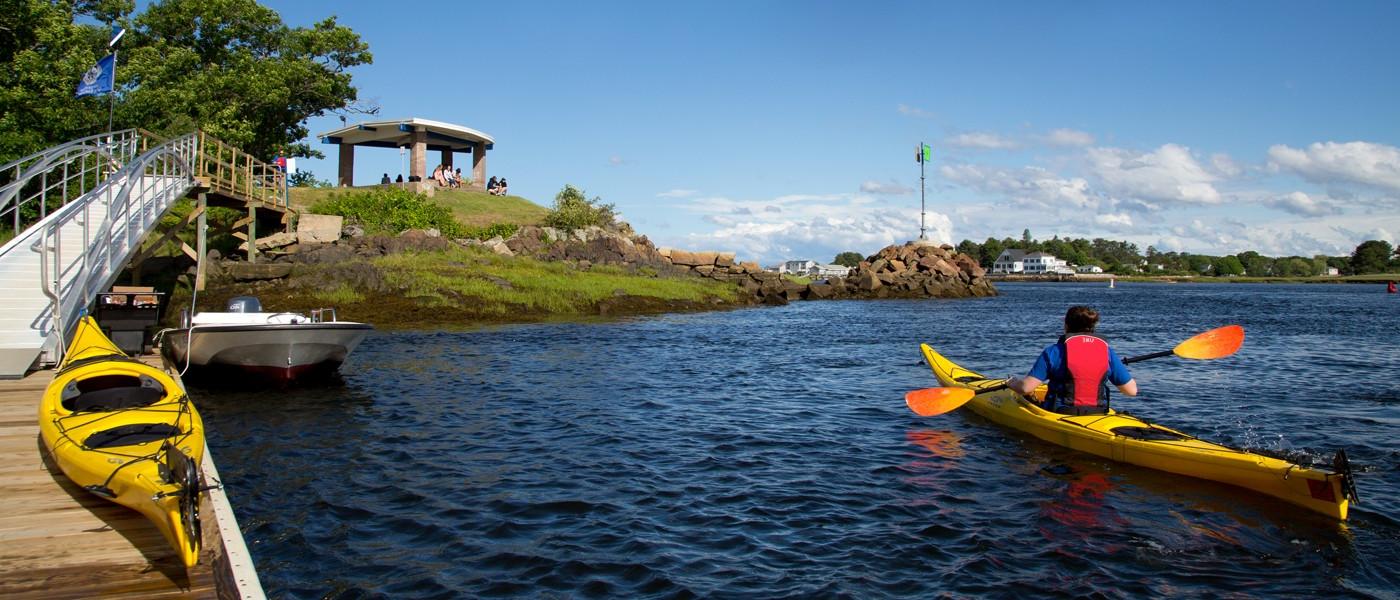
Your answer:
[1027,340,1133,386]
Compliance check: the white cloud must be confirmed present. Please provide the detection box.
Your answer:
[657,189,699,198]
[608,156,628,166]
[1264,191,1340,217]
[1267,141,1400,193]
[1094,213,1134,229]
[939,164,1097,211]
[1210,153,1243,178]
[1040,128,1095,147]
[1086,144,1222,206]
[898,104,935,118]
[860,180,913,195]
[662,192,951,264]
[945,132,1021,150]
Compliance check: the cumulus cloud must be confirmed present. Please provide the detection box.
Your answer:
[898,103,935,118]
[860,180,913,195]
[1210,153,1243,178]
[1264,191,1341,217]
[945,132,1021,150]
[663,192,950,264]
[939,164,1097,211]
[1094,213,1134,230]
[1267,141,1400,193]
[1040,128,1095,147]
[1086,144,1222,206]
[657,189,699,198]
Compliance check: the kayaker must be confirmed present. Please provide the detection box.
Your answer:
[1007,305,1138,415]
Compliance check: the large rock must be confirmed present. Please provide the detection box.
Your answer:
[296,213,344,244]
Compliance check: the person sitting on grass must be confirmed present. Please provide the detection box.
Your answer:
[452,168,463,188]
[487,176,499,195]
[497,177,508,196]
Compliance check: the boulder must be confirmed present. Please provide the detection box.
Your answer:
[296,213,344,245]
[856,271,882,291]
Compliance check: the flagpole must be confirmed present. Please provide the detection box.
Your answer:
[106,49,116,134]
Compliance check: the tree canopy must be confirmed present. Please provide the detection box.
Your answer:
[0,0,371,163]
[833,251,863,267]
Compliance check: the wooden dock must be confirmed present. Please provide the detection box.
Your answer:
[0,356,263,599]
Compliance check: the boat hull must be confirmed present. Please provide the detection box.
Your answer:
[162,323,371,385]
[919,343,1350,520]
[39,317,205,567]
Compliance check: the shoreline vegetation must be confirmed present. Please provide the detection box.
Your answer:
[994,273,1400,284]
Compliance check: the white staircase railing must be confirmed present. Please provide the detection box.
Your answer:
[0,133,198,377]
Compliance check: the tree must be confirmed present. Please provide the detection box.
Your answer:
[287,168,330,188]
[544,184,617,231]
[833,251,863,267]
[0,0,372,163]
[1022,228,1032,245]
[1350,240,1394,274]
[122,0,373,160]
[979,237,1005,268]
[955,239,980,262]
[1213,255,1245,276]
[0,0,131,162]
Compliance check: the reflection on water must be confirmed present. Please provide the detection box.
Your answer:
[197,283,1399,598]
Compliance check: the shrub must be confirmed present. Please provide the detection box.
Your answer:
[462,222,520,240]
[543,185,617,232]
[309,187,466,237]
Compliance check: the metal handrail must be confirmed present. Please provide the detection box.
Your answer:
[0,129,146,241]
[29,133,198,363]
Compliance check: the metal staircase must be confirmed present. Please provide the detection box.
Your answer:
[0,130,289,378]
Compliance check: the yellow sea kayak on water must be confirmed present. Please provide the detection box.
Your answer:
[38,316,206,568]
[918,343,1354,520]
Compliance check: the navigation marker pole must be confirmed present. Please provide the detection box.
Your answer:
[916,142,930,240]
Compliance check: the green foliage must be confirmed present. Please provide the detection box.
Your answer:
[0,0,371,163]
[461,223,519,241]
[543,185,616,231]
[1350,240,1394,274]
[288,168,332,188]
[833,251,864,267]
[309,187,465,238]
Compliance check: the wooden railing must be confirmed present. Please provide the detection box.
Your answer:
[193,130,288,208]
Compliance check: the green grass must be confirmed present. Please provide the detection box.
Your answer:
[290,186,548,228]
[372,246,737,316]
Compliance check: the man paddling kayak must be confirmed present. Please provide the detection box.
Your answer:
[1007,305,1138,415]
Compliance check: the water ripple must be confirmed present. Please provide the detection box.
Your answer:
[193,283,1400,598]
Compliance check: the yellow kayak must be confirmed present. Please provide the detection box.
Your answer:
[919,343,1353,520]
[38,316,206,568]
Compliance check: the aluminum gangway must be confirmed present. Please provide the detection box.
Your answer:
[0,130,291,378]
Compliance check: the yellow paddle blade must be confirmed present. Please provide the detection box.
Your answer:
[905,387,976,417]
[1173,324,1244,360]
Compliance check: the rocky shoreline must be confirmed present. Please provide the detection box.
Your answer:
[192,218,995,327]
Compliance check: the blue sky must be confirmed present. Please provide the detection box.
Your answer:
[273,1,1400,265]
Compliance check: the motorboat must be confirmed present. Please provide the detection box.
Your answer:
[159,296,372,386]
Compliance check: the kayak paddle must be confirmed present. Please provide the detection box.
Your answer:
[905,324,1245,417]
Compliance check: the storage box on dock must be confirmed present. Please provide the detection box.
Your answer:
[95,286,166,355]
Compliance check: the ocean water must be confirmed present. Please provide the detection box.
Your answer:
[195,282,1400,598]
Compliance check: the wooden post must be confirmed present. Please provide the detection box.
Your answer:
[247,205,257,264]
[196,193,208,291]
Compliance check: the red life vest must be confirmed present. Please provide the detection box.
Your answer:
[1047,334,1111,414]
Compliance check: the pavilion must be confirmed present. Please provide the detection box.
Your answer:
[318,117,495,190]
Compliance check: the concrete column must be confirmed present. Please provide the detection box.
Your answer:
[410,128,427,182]
[440,149,453,170]
[471,142,486,190]
[337,142,354,186]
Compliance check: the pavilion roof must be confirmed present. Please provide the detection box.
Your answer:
[318,118,495,152]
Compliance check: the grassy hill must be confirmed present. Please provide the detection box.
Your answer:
[289,186,549,228]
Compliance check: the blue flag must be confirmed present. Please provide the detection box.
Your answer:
[75,54,115,97]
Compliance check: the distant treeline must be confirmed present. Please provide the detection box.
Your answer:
[948,231,1399,277]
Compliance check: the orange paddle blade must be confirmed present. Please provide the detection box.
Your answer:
[905,387,976,417]
[1172,324,1244,360]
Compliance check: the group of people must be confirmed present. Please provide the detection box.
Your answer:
[376,169,507,195]
[432,165,463,188]
[486,176,509,196]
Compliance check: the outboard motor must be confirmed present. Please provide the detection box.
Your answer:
[226,296,263,313]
